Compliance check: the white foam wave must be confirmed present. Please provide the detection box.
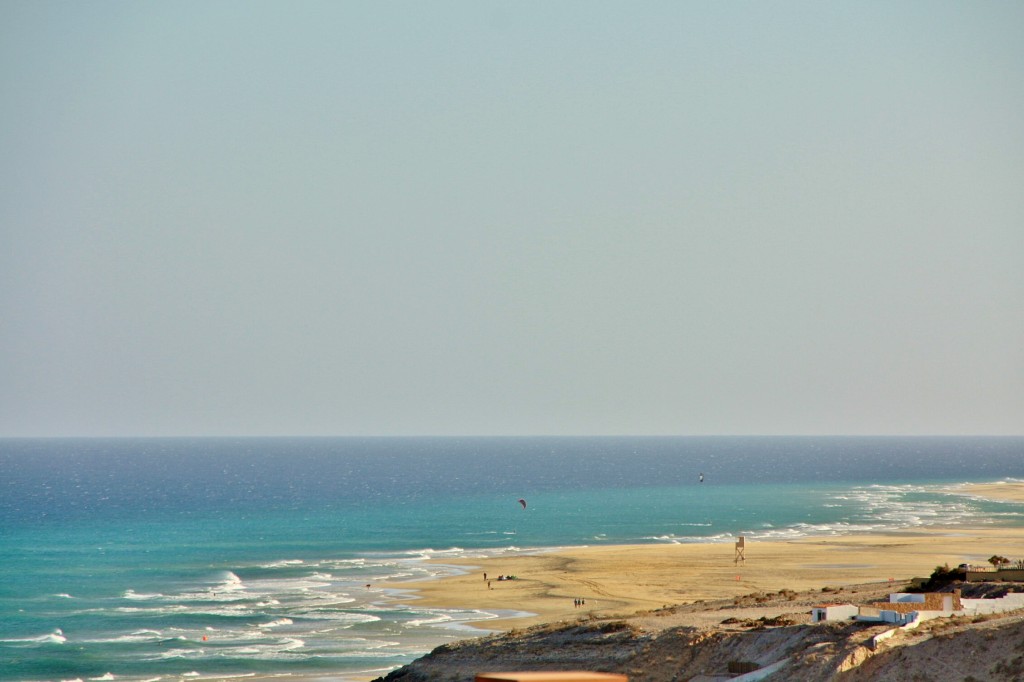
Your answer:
[83,629,165,644]
[116,605,189,615]
[281,636,304,651]
[401,607,524,633]
[841,484,985,530]
[645,480,1010,543]
[216,571,245,591]
[256,618,293,629]
[335,649,409,659]
[188,605,261,618]
[319,558,367,568]
[643,533,734,544]
[56,549,543,672]
[88,674,115,681]
[327,637,403,653]
[54,593,75,599]
[405,547,467,559]
[259,559,305,569]
[406,614,452,627]
[743,522,884,539]
[373,571,415,581]
[299,610,379,624]
[157,649,204,661]
[3,629,67,645]
[199,637,307,661]
[123,589,163,600]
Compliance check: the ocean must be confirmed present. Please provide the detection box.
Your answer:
[2,436,1023,682]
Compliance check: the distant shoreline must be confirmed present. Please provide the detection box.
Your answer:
[385,482,1024,632]
[952,480,1024,504]
[241,482,1024,681]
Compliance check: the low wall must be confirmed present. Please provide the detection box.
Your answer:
[961,594,1024,615]
[871,612,927,649]
[965,569,1024,582]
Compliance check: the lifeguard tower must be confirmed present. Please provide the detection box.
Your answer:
[734,536,745,565]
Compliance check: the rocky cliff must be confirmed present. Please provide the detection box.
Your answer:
[376,582,1024,681]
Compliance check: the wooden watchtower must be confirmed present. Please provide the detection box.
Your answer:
[734,536,745,565]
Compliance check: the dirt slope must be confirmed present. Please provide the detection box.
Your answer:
[375,583,1024,682]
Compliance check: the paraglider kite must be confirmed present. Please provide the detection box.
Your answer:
[518,498,527,510]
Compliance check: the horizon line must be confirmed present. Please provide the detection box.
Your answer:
[2,433,1022,440]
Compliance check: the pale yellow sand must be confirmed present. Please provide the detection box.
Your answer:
[955,481,1024,503]
[394,511,1024,631]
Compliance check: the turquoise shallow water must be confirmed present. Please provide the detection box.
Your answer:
[2,436,1023,681]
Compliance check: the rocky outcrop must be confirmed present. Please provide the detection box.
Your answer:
[835,617,1024,681]
[375,584,1024,682]
[377,620,893,681]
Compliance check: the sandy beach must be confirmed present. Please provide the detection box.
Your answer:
[956,480,1024,504]
[391,483,1024,630]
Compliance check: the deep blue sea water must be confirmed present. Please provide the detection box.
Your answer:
[2,436,1023,682]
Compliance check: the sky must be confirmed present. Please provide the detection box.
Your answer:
[1,1,1022,438]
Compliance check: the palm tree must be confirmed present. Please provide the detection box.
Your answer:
[988,555,1010,570]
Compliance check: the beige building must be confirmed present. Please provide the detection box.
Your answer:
[871,592,961,613]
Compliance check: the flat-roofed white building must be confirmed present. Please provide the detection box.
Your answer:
[811,603,858,622]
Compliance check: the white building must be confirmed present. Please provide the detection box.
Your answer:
[810,603,858,622]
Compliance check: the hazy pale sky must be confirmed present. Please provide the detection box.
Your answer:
[2,1,1022,437]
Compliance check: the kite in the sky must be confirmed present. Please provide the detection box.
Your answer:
[518,498,527,510]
